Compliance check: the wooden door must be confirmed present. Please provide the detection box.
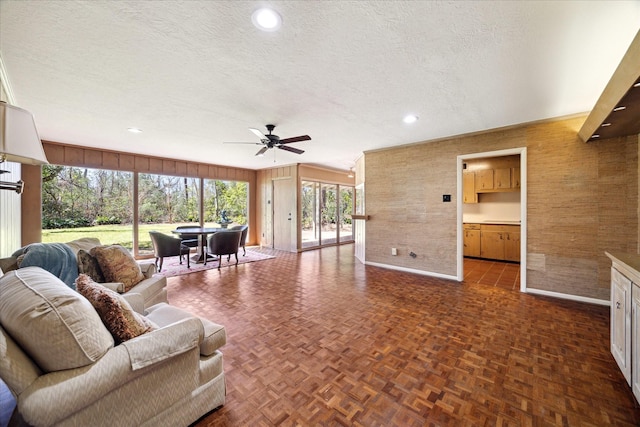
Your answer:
[273,178,294,251]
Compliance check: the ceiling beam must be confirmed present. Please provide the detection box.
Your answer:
[578,30,640,142]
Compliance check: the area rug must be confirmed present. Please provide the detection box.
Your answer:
[153,248,275,277]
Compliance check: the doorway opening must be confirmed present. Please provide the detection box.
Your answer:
[457,148,527,292]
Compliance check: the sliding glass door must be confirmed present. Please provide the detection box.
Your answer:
[301,180,354,249]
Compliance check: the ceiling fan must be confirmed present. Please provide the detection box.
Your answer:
[224,124,311,156]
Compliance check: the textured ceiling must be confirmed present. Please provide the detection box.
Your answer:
[1,1,639,172]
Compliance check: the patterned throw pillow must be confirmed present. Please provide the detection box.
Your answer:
[77,249,106,283]
[90,245,144,292]
[75,274,156,344]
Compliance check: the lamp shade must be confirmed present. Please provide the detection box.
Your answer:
[0,102,48,165]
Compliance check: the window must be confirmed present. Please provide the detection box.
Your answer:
[41,165,134,247]
[203,179,248,228]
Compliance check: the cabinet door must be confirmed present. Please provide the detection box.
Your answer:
[511,167,521,189]
[480,231,504,260]
[475,169,494,191]
[633,284,640,401]
[463,172,477,204]
[463,229,480,257]
[612,267,632,384]
[504,231,520,262]
[494,168,511,189]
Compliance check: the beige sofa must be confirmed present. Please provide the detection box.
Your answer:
[0,238,167,310]
[0,267,226,426]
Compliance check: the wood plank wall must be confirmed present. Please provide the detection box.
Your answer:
[365,116,638,300]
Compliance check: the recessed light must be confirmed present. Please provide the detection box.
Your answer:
[613,106,626,112]
[634,82,640,88]
[403,114,419,124]
[591,134,600,138]
[252,8,282,32]
[127,127,143,133]
[601,123,611,127]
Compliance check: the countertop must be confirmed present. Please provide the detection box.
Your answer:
[606,252,640,284]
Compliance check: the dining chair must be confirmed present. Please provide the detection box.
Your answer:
[228,225,248,256]
[149,231,191,272]
[206,230,242,268]
[174,225,200,250]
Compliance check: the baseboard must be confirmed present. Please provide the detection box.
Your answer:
[364,261,459,282]
[524,287,610,306]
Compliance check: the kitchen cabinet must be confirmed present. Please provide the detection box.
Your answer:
[504,230,520,261]
[475,169,494,191]
[463,224,480,257]
[606,252,640,403]
[479,224,520,261]
[463,172,477,204]
[464,223,520,262]
[494,168,512,189]
[511,167,521,189]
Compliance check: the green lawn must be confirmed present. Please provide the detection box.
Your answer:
[42,223,200,250]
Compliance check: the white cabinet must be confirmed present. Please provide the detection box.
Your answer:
[611,267,632,383]
[633,284,640,401]
[607,252,640,403]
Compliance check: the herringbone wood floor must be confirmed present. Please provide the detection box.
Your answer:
[164,245,640,426]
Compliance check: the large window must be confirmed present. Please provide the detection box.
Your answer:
[301,180,354,248]
[42,166,248,257]
[41,165,134,247]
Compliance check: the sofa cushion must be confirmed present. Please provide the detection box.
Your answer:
[76,274,156,344]
[0,267,114,372]
[91,245,144,292]
[77,249,106,282]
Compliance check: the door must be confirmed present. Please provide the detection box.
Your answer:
[273,178,294,251]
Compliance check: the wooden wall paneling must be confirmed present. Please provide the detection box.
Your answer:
[218,167,228,179]
[102,152,119,170]
[83,149,103,167]
[119,154,135,171]
[162,159,176,175]
[175,161,187,176]
[64,146,84,165]
[188,163,200,177]
[135,156,150,172]
[42,143,64,165]
[21,165,42,246]
[149,158,163,173]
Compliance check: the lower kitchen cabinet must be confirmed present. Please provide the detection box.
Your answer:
[463,224,480,257]
[474,224,520,262]
[606,252,640,404]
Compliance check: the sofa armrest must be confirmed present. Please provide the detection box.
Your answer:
[122,317,203,370]
[121,292,145,314]
[18,318,203,426]
[139,262,156,279]
[100,281,125,293]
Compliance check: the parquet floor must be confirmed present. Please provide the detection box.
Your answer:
[164,244,640,426]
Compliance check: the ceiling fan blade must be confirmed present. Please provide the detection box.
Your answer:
[255,146,269,156]
[249,127,268,140]
[278,145,305,155]
[224,141,263,145]
[279,135,311,144]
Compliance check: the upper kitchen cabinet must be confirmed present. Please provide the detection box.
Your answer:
[464,155,521,196]
[463,171,478,204]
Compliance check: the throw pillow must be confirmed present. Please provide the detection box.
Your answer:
[90,245,144,292]
[77,249,106,283]
[0,267,114,373]
[76,274,156,344]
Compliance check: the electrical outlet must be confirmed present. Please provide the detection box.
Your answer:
[391,248,397,256]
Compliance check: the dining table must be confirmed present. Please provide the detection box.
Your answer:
[171,227,222,264]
